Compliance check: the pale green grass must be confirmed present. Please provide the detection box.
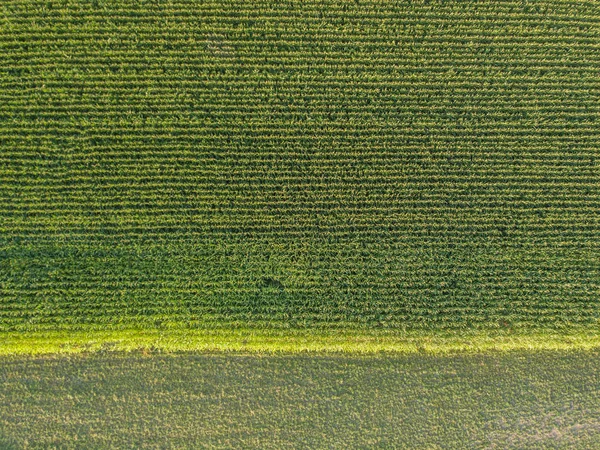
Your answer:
[2,327,600,356]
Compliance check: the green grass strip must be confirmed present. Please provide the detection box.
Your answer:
[2,327,600,356]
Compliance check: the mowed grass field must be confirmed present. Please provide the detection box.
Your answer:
[1,0,600,352]
[1,350,600,449]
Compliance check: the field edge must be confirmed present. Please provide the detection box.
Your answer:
[2,327,600,356]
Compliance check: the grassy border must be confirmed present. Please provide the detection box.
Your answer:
[2,327,600,355]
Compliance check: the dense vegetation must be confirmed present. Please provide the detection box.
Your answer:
[1,0,599,336]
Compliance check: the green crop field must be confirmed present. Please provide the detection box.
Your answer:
[1,0,599,353]
[2,350,600,449]
[2,1,600,448]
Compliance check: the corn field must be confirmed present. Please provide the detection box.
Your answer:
[1,0,599,334]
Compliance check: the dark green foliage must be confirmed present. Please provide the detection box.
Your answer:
[1,0,599,331]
